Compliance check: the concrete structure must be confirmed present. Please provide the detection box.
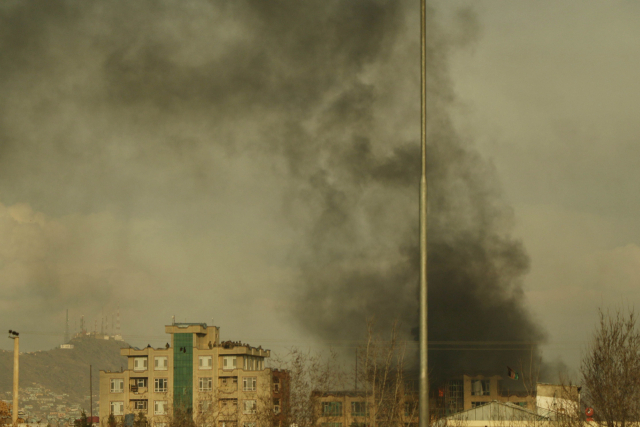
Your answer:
[99,323,284,427]
[536,383,581,417]
[312,390,419,426]
[463,375,531,411]
[436,401,550,427]
[434,375,532,416]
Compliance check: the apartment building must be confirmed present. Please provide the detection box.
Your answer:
[99,323,285,427]
[312,390,418,427]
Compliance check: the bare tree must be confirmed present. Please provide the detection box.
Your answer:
[357,320,417,427]
[268,347,345,427]
[581,308,640,427]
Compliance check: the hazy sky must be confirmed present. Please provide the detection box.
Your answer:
[1,1,638,379]
[437,0,640,375]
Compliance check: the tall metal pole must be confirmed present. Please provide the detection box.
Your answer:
[90,364,93,426]
[9,333,19,426]
[419,0,429,425]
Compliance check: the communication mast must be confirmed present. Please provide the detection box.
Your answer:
[64,309,70,343]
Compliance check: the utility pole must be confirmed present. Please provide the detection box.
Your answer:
[420,0,429,425]
[90,365,93,426]
[8,330,19,426]
[355,348,358,392]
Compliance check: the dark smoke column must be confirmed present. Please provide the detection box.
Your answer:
[289,0,545,385]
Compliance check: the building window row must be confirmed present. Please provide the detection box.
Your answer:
[131,356,169,371]
[109,378,169,393]
[243,356,263,371]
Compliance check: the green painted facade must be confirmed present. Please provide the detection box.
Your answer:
[173,333,193,412]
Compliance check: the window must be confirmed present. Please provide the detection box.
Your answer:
[134,400,147,410]
[352,402,368,417]
[154,400,167,415]
[199,377,212,392]
[200,401,211,412]
[243,400,256,414]
[243,356,264,371]
[134,357,148,371]
[243,424,256,427]
[110,402,124,415]
[322,402,342,416]
[155,356,168,371]
[471,402,487,408]
[274,383,279,392]
[136,378,147,388]
[222,356,236,370]
[221,377,238,387]
[155,378,168,393]
[471,380,490,396]
[243,377,257,392]
[110,379,124,393]
[199,356,213,370]
[273,398,280,414]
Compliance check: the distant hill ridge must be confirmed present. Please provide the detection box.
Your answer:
[0,335,129,403]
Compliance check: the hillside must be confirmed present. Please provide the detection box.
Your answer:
[0,335,129,404]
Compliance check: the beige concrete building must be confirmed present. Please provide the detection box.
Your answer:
[312,390,418,426]
[99,323,281,427]
[536,383,581,417]
[463,375,531,411]
[434,375,531,416]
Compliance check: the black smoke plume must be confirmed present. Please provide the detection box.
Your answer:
[0,0,545,378]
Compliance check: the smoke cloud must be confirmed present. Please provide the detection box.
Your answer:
[0,0,545,380]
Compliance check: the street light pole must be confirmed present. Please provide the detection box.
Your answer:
[8,330,19,426]
[419,0,429,426]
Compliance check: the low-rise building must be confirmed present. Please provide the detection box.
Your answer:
[312,390,418,426]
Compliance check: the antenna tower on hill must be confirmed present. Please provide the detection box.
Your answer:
[64,309,70,343]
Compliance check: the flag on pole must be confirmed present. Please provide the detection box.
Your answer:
[507,366,519,380]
